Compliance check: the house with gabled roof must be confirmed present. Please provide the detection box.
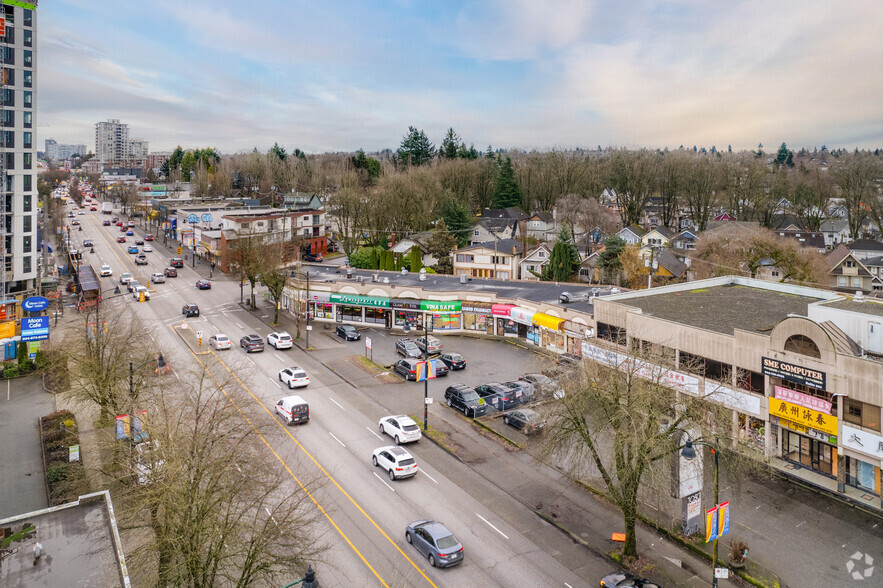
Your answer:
[672,229,698,251]
[820,218,850,248]
[519,243,553,281]
[525,211,557,241]
[827,244,883,292]
[848,238,883,261]
[470,218,518,244]
[452,239,524,280]
[616,224,647,245]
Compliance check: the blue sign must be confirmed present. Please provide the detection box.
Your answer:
[22,296,49,312]
[21,316,50,342]
[171,218,178,229]
[187,214,199,224]
[201,213,213,223]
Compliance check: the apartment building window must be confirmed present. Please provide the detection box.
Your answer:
[5,152,13,170]
[23,71,31,88]
[23,153,31,169]
[3,68,12,85]
[240,222,250,230]
[23,131,32,149]
[456,254,474,263]
[302,229,310,237]
[844,399,881,432]
[24,50,32,67]
[2,25,13,44]
[0,109,11,129]
[2,88,13,107]
[24,91,32,107]
[23,236,31,253]
[23,216,31,232]
[24,9,33,27]
[3,130,13,148]
[2,46,13,65]
[23,194,31,212]
[23,256,31,273]
[24,29,32,47]
[22,175,31,191]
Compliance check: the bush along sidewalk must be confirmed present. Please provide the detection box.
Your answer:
[39,410,89,505]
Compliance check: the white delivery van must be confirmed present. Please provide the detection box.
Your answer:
[275,395,310,425]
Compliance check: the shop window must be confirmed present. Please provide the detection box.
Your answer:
[337,305,363,322]
[783,334,821,359]
[679,351,706,376]
[844,399,881,432]
[704,359,731,384]
[737,369,765,394]
[432,313,461,330]
[364,307,385,325]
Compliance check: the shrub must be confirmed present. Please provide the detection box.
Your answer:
[47,464,69,484]
[3,364,18,378]
[34,350,48,370]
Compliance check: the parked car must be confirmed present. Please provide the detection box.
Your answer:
[196,280,212,290]
[373,446,417,481]
[164,267,178,277]
[475,383,518,411]
[169,258,184,268]
[396,338,422,358]
[278,366,309,388]
[556,353,581,368]
[519,373,565,399]
[133,286,150,301]
[599,571,660,588]
[444,384,487,418]
[182,303,199,317]
[275,395,309,425]
[438,352,466,370]
[240,334,264,353]
[303,252,324,262]
[267,331,293,349]
[135,255,148,265]
[119,272,133,285]
[503,408,545,435]
[209,334,232,350]
[393,359,420,381]
[415,335,443,354]
[502,380,535,404]
[336,324,360,341]
[99,265,113,277]
[405,520,464,568]
[379,415,422,444]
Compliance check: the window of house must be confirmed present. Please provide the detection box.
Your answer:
[845,260,856,268]
[240,222,250,229]
[538,251,546,258]
[597,322,626,344]
[839,277,847,286]
[737,368,765,394]
[772,271,780,277]
[853,278,861,287]
[491,255,508,264]
[24,9,33,27]
[2,24,13,44]
[5,152,13,170]
[24,92,32,108]
[2,88,13,107]
[3,68,12,85]
[2,46,13,66]
[456,254,474,263]
[474,230,479,236]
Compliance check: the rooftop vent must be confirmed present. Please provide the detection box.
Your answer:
[855,291,865,301]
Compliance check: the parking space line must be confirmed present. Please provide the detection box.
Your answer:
[418,468,438,485]
[329,431,346,448]
[367,426,383,440]
[476,513,509,539]
[373,472,396,492]
[329,397,345,411]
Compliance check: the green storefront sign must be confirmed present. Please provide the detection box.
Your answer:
[329,293,390,308]
[421,300,461,312]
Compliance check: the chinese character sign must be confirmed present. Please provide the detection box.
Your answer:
[774,386,832,414]
[768,398,838,437]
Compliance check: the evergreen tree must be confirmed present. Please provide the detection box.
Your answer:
[427,220,457,274]
[776,142,794,167]
[270,142,287,161]
[598,236,626,281]
[441,199,472,247]
[485,145,494,159]
[457,143,479,160]
[544,227,580,282]
[395,126,436,167]
[408,246,423,272]
[492,156,521,208]
[440,128,461,159]
[352,149,381,182]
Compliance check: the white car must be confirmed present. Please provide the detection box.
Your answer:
[151,273,166,284]
[99,265,113,277]
[133,285,150,300]
[78,210,85,215]
[372,446,418,480]
[378,415,422,445]
[119,272,133,285]
[279,366,309,388]
[267,331,293,349]
[209,334,232,350]
[143,244,153,252]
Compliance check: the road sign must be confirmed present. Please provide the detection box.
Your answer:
[196,330,203,339]
[365,337,372,350]
[715,568,729,579]
[425,397,433,405]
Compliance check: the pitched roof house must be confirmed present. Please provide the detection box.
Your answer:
[453,239,524,281]
[616,224,647,245]
[827,244,883,292]
[519,243,553,281]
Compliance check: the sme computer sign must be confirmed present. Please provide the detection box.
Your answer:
[21,316,50,342]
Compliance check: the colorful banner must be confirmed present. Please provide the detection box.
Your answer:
[416,359,438,381]
[769,398,838,437]
[717,501,730,538]
[705,506,718,543]
[775,386,832,414]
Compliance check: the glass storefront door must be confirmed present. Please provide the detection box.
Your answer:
[786,431,834,476]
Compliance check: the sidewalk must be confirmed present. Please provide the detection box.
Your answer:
[771,457,883,512]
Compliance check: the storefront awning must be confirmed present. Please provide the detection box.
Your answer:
[533,313,564,331]
[492,304,514,316]
[509,307,535,325]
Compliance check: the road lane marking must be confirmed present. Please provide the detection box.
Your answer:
[366,426,383,440]
[373,472,395,492]
[247,357,256,365]
[418,468,438,485]
[269,376,282,389]
[328,397,345,411]
[274,353,286,362]
[329,431,346,447]
[476,513,509,540]
[195,344,438,588]
[235,323,243,329]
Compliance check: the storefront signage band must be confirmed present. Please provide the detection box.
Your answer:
[769,398,838,437]
[774,385,832,414]
[762,357,826,390]
[841,424,883,459]
[329,293,390,308]
[774,417,836,444]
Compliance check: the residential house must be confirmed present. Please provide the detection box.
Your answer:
[217,208,328,272]
[525,212,557,241]
[578,250,601,283]
[519,244,553,281]
[826,245,882,292]
[713,212,736,222]
[390,234,438,268]
[479,207,529,221]
[283,192,323,211]
[470,218,518,244]
[653,248,687,281]
[452,240,524,280]
[861,256,883,281]
[820,218,850,248]
[600,188,622,216]
[775,230,827,254]
[671,229,698,252]
[615,224,647,246]
[848,239,883,261]
[640,226,674,256]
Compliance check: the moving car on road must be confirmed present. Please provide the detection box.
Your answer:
[135,255,148,265]
[103,219,111,226]
[372,446,417,481]
[127,245,139,254]
[164,267,178,277]
[134,239,144,246]
[275,395,309,425]
[117,236,127,243]
[151,273,166,284]
[302,252,323,262]
[336,324,360,341]
[143,244,153,252]
[196,280,212,290]
[379,415,422,445]
[267,331,293,349]
[444,384,487,418]
[599,571,660,588]
[209,334,231,350]
[396,338,422,358]
[278,366,309,388]
[83,238,94,247]
[169,258,184,268]
[144,234,154,241]
[182,303,199,317]
[133,286,150,301]
[127,280,141,293]
[240,334,264,353]
[405,520,464,568]
[502,408,545,435]
[99,265,113,277]
[126,229,134,236]
[119,272,133,285]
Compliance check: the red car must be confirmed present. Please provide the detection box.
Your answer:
[117,236,126,243]
[144,234,154,241]
[90,206,97,211]
[116,221,123,227]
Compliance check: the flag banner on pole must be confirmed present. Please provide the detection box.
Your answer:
[705,506,718,543]
[717,501,730,538]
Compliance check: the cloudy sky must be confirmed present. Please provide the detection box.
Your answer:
[38,0,883,155]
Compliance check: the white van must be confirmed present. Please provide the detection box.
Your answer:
[275,395,310,425]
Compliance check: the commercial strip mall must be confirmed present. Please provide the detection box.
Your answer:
[283,268,883,506]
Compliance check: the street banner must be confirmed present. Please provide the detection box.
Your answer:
[718,501,730,538]
[705,506,718,543]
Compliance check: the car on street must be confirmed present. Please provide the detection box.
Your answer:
[378,415,422,444]
[182,303,199,317]
[144,234,154,241]
[405,520,463,568]
[83,238,94,247]
[444,384,487,417]
[438,352,466,370]
[133,286,150,301]
[599,571,660,588]
[475,383,518,411]
[135,255,148,265]
[302,252,323,262]
[164,267,178,277]
[415,335,443,354]
[117,236,127,243]
[127,246,139,254]
[127,280,141,293]
[126,229,134,236]
[119,272,133,285]
[240,334,264,352]
[143,244,153,252]
[119,224,127,231]
[275,395,309,425]
[209,334,232,350]
[151,273,166,284]
[278,366,309,388]
[373,446,417,480]
[112,217,119,223]
[502,408,545,435]
[134,239,144,246]
[71,219,80,226]
[99,265,113,277]
[67,212,74,218]
[502,380,535,404]
[127,220,135,227]
[78,210,85,215]
[90,206,97,211]
[103,219,111,226]
[267,331,293,349]
[336,324,360,340]
[196,280,212,290]
[396,338,422,358]
[170,258,184,268]
[519,373,566,399]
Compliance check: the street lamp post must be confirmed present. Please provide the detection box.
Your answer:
[681,436,720,588]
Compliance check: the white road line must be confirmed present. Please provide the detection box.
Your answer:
[222,311,228,317]
[366,426,383,440]
[565,583,573,588]
[418,468,439,484]
[247,357,256,365]
[328,397,345,411]
[235,323,243,329]
[476,513,509,540]
[373,472,396,492]
[173,370,180,381]
[269,376,282,389]
[328,431,346,447]
[274,353,286,362]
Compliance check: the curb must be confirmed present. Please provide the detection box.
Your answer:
[771,469,883,522]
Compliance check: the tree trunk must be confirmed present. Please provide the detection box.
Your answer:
[622,511,638,557]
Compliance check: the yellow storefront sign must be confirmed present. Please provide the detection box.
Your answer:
[0,321,15,339]
[769,398,838,437]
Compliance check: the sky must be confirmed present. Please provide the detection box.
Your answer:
[38,0,883,155]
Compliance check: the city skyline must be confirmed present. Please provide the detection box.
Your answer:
[40,0,883,154]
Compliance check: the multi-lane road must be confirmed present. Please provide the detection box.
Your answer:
[68,202,603,587]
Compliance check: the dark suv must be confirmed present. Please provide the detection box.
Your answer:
[182,303,199,317]
[475,383,518,411]
[393,358,448,380]
[169,258,184,268]
[444,384,487,418]
[240,334,264,353]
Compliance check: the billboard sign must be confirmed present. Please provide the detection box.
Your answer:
[21,316,50,342]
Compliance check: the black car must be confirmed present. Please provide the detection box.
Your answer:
[396,338,422,358]
[336,324,360,341]
[444,384,487,417]
[475,383,518,411]
[169,258,184,268]
[393,359,420,381]
[135,239,144,246]
[303,252,323,262]
[502,408,546,435]
[196,280,212,290]
[182,303,199,317]
[438,352,466,370]
[599,571,660,588]
[164,267,178,277]
[103,219,111,226]
[240,334,264,352]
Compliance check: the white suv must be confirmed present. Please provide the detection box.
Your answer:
[378,415,422,445]
[99,265,113,277]
[267,331,293,349]
[279,366,309,388]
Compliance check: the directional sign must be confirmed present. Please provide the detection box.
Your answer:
[201,213,213,223]
[196,330,203,339]
[187,214,199,224]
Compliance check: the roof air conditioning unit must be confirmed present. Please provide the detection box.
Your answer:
[372,274,378,282]
[357,276,363,282]
[855,291,864,301]
[401,268,408,275]
[419,269,427,281]
[460,274,467,284]
[383,277,389,284]
[346,268,353,279]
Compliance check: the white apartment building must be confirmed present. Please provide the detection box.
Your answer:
[1,1,38,295]
[129,137,148,160]
[95,119,130,163]
[45,139,87,160]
